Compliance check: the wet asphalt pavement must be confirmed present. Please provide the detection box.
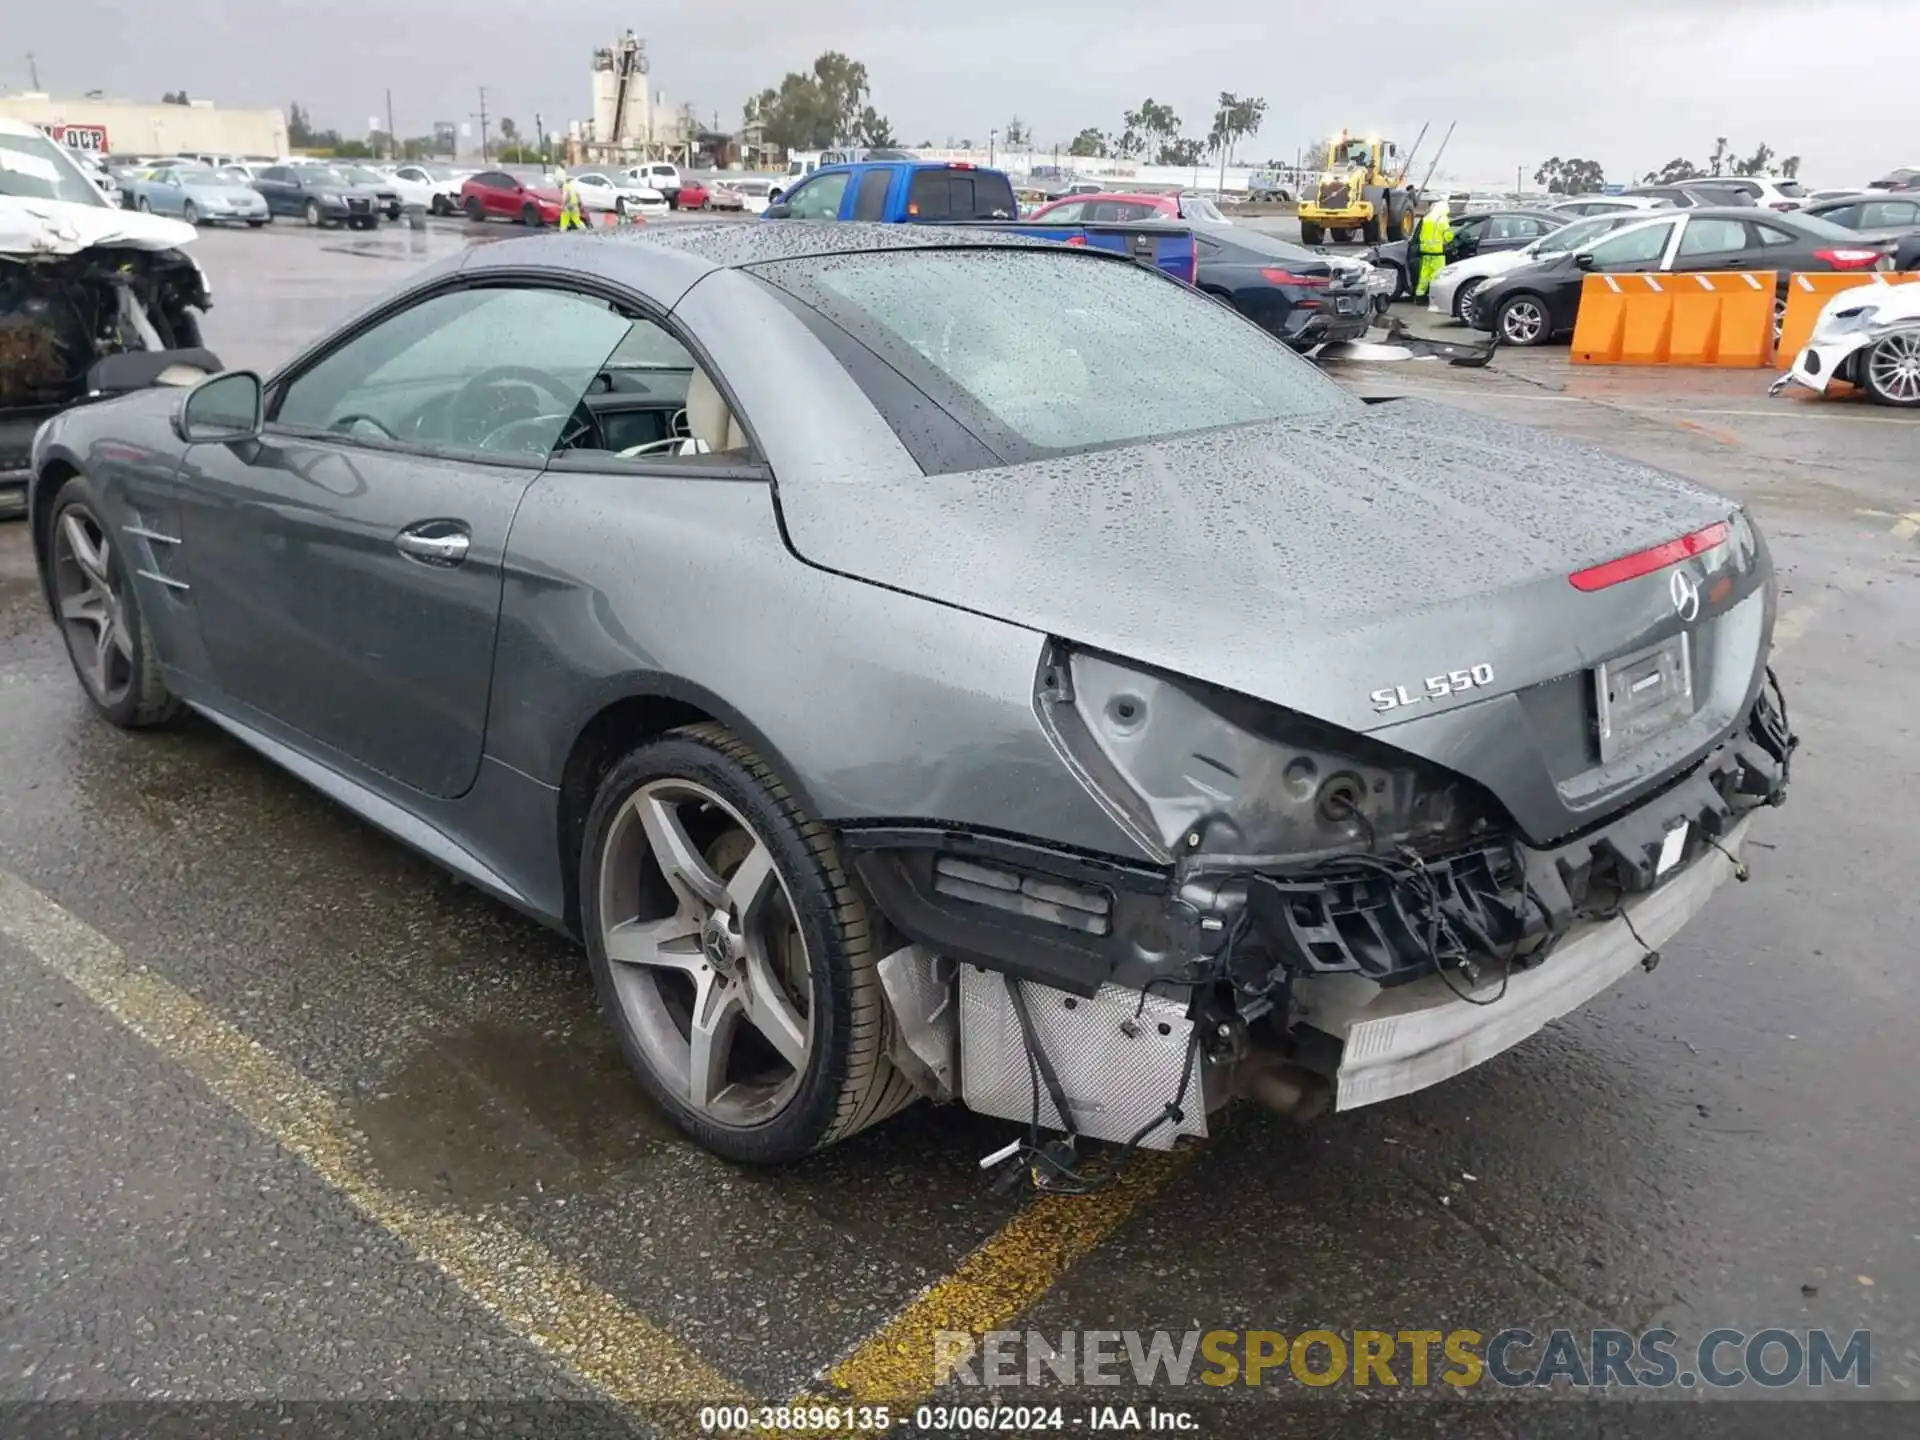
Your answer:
[1,220,1916,1437]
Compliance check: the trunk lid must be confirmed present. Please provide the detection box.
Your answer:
[780,398,1765,839]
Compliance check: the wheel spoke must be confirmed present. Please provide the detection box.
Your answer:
[686,971,743,1112]
[60,590,106,625]
[639,793,728,912]
[740,945,809,1069]
[724,838,777,926]
[93,618,116,679]
[603,913,702,969]
[62,514,110,587]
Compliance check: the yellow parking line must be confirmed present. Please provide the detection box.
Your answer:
[0,871,750,1411]
[816,1146,1199,1407]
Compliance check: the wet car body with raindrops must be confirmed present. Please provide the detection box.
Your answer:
[22,221,1796,1166]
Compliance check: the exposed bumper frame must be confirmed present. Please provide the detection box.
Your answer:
[1301,816,1751,1112]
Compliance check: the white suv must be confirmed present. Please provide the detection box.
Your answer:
[623,162,684,207]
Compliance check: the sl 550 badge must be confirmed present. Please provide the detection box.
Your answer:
[1371,663,1495,713]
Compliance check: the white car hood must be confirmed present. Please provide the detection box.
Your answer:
[0,196,197,258]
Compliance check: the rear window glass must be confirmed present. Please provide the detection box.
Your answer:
[906,168,1017,221]
[753,248,1357,468]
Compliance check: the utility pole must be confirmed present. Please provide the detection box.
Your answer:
[25,51,40,89]
[386,88,397,161]
[473,86,492,164]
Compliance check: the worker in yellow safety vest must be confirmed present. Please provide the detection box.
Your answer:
[555,166,586,231]
[1413,196,1454,299]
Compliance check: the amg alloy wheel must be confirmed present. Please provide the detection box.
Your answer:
[581,725,916,1162]
[1497,295,1549,346]
[1862,330,1920,407]
[47,480,178,728]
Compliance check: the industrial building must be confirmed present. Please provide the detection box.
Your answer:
[581,32,682,162]
[0,92,287,158]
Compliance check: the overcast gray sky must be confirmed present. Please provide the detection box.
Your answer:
[16,1,1917,184]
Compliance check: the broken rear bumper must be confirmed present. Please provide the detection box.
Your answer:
[1300,816,1750,1111]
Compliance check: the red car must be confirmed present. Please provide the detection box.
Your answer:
[459,169,563,226]
[675,179,710,211]
[1025,190,1230,224]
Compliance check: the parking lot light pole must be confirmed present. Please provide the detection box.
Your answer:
[989,128,997,168]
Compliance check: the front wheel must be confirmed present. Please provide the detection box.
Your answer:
[430,194,450,216]
[46,475,180,729]
[304,198,322,227]
[1453,279,1484,320]
[182,201,200,226]
[247,219,266,228]
[521,202,541,227]
[581,724,917,1163]
[1860,329,1920,406]
[1299,221,1324,246]
[136,196,152,213]
[1496,293,1551,346]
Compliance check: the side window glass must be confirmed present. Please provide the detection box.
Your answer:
[1754,223,1797,247]
[273,287,636,461]
[1817,204,1862,229]
[787,172,850,219]
[906,171,953,220]
[1676,217,1747,256]
[1043,201,1084,223]
[1587,222,1673,266]
[851,170,892,221]
[1864,201,1918,227]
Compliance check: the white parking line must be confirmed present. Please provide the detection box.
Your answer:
[0,870,751,1411]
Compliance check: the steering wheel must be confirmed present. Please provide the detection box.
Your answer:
[330,412,398,440]
[448,365,578,445]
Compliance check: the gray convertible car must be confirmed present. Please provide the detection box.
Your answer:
[24,224,1796,1170]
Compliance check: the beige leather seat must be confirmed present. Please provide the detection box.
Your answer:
[685,367,748,453]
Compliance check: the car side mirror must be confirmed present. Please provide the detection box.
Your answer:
[1573,251,1597,270]
[175,370,264,444]
[763,202,792,219]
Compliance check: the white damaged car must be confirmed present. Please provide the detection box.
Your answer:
[1771,280,1920,407]
[2,118,216,512]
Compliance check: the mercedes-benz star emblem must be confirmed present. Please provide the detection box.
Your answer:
[1670,569,1701,622]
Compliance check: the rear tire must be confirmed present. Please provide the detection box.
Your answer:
[1299,221,1324,246]
[464,195,484,223]
[45,474,180,730]
[247,219,266,228]
[581,724,918,1163]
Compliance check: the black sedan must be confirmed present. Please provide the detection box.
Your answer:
[1798,193,1920,270]
[1194,228,1373,349]
[1470,206,1899,346]
[248,163,388,229]
[1365,208,1566,299]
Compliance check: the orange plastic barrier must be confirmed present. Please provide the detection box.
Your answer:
[1570,271,1777,367]
[1775,271,1920,367]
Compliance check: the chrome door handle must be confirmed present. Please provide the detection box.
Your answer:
[395,521,470,567]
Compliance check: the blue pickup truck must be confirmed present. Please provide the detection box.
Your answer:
[765,159,1196,285]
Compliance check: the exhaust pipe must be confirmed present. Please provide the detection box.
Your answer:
[1232,1052,1333,1122]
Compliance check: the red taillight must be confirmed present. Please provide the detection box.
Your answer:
[1569,522,1729,592]
[949,161,975,170]
[1815,247,1882,270]
[1261,268,1329,287]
